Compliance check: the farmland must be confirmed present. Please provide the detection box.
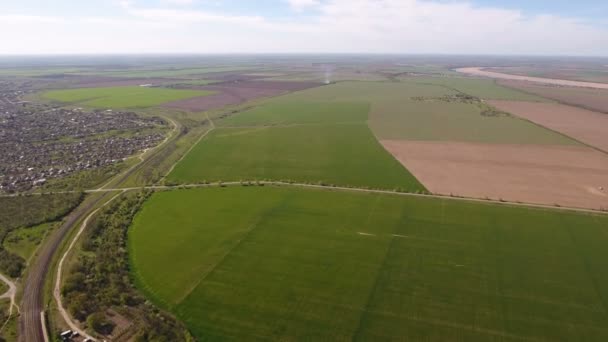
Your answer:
[489,100,608,152]
[218,101,369,126]
[382,141,608,209]
[497,79,608,113]
[484,66,608,84]
[400,76,547,101]
[167,124,424,191]
[43,86,213,109]
[370,98,575,144]
[130,186,608,341]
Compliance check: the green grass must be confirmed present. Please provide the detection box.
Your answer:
[369,98,578,144]
[43,86,213,109]
[129,186,608,341]
[0,281,7,295]
[3,222,55,261]
[403,77,548,101]
[167,123,424,191]
[220,101,369,126]
[75,66,257,78]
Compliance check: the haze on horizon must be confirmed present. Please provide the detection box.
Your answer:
[1,0,608,56]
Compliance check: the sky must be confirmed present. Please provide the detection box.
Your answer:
[1,0,607,55]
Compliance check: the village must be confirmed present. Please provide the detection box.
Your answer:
[0,80,166,193]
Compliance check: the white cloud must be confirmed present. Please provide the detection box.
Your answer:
[287,0,321,11]
[1,0,607,55]
[161,0,196,5]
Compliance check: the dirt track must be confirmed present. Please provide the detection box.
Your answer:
[0,273,17,314]
[18,117,181,342]
[488,100,608,152]
[382,140,608,210]
[456,67,608,89]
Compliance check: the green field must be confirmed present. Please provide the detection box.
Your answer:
[403,77,548,101]
[369,98,578,144]
[219,101,369,127]
[167,123,424,191]
[262,80,569,144]
[75,66,257,78]
[0,281,7,295]
[3,222,55,260]
[129,186,608,341]
[43,86,212,109]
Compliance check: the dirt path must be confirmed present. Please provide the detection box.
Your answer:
[1,272,18,331]
[85,181,608,216]
[456,67,608,89]
[53,191,125,342]
[160,113,215,183]
[19,115,184,342]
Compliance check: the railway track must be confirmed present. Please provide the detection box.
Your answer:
[18,116,181,342]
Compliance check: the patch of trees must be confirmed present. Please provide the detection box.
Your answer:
[62,191,191,341]
[0,192,83,277]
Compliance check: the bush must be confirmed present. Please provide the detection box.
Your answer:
[87,312,115,335]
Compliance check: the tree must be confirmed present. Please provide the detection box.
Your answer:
[87,312,115,335]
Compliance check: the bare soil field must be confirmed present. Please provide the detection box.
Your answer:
[163,80,321,112]
[488,100,608,152]
[456,67,608,89]
[487,66,608,84]
[497,79,608,113]
[382,140,608,210]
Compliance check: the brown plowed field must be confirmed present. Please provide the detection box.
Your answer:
[456,67,608,89]
[497,80,608,113]
[488,100,608,152]
[163,81,321,112]
[382,140,608,210]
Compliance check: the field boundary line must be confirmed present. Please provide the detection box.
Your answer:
[160,113,215,183]
[352,227,398,340]
[174,219,263,306]
[5,182,608,215]
[565,225,608,317]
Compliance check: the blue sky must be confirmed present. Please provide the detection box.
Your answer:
[0,0,607,55]
[3,0,607,18]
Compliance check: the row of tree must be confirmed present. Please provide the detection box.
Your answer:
[62,191,191,341]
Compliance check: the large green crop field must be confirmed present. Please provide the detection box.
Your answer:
[129,186,608,341]
[43,86,212,109]
[219,81,567,144]
[167,123,424,191]
[219,101,369,126]
[369,98,578,144]
[402,76,548,101]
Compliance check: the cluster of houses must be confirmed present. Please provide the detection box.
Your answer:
[0,80,166,193]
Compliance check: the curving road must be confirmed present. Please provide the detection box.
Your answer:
[18,116,180,342]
